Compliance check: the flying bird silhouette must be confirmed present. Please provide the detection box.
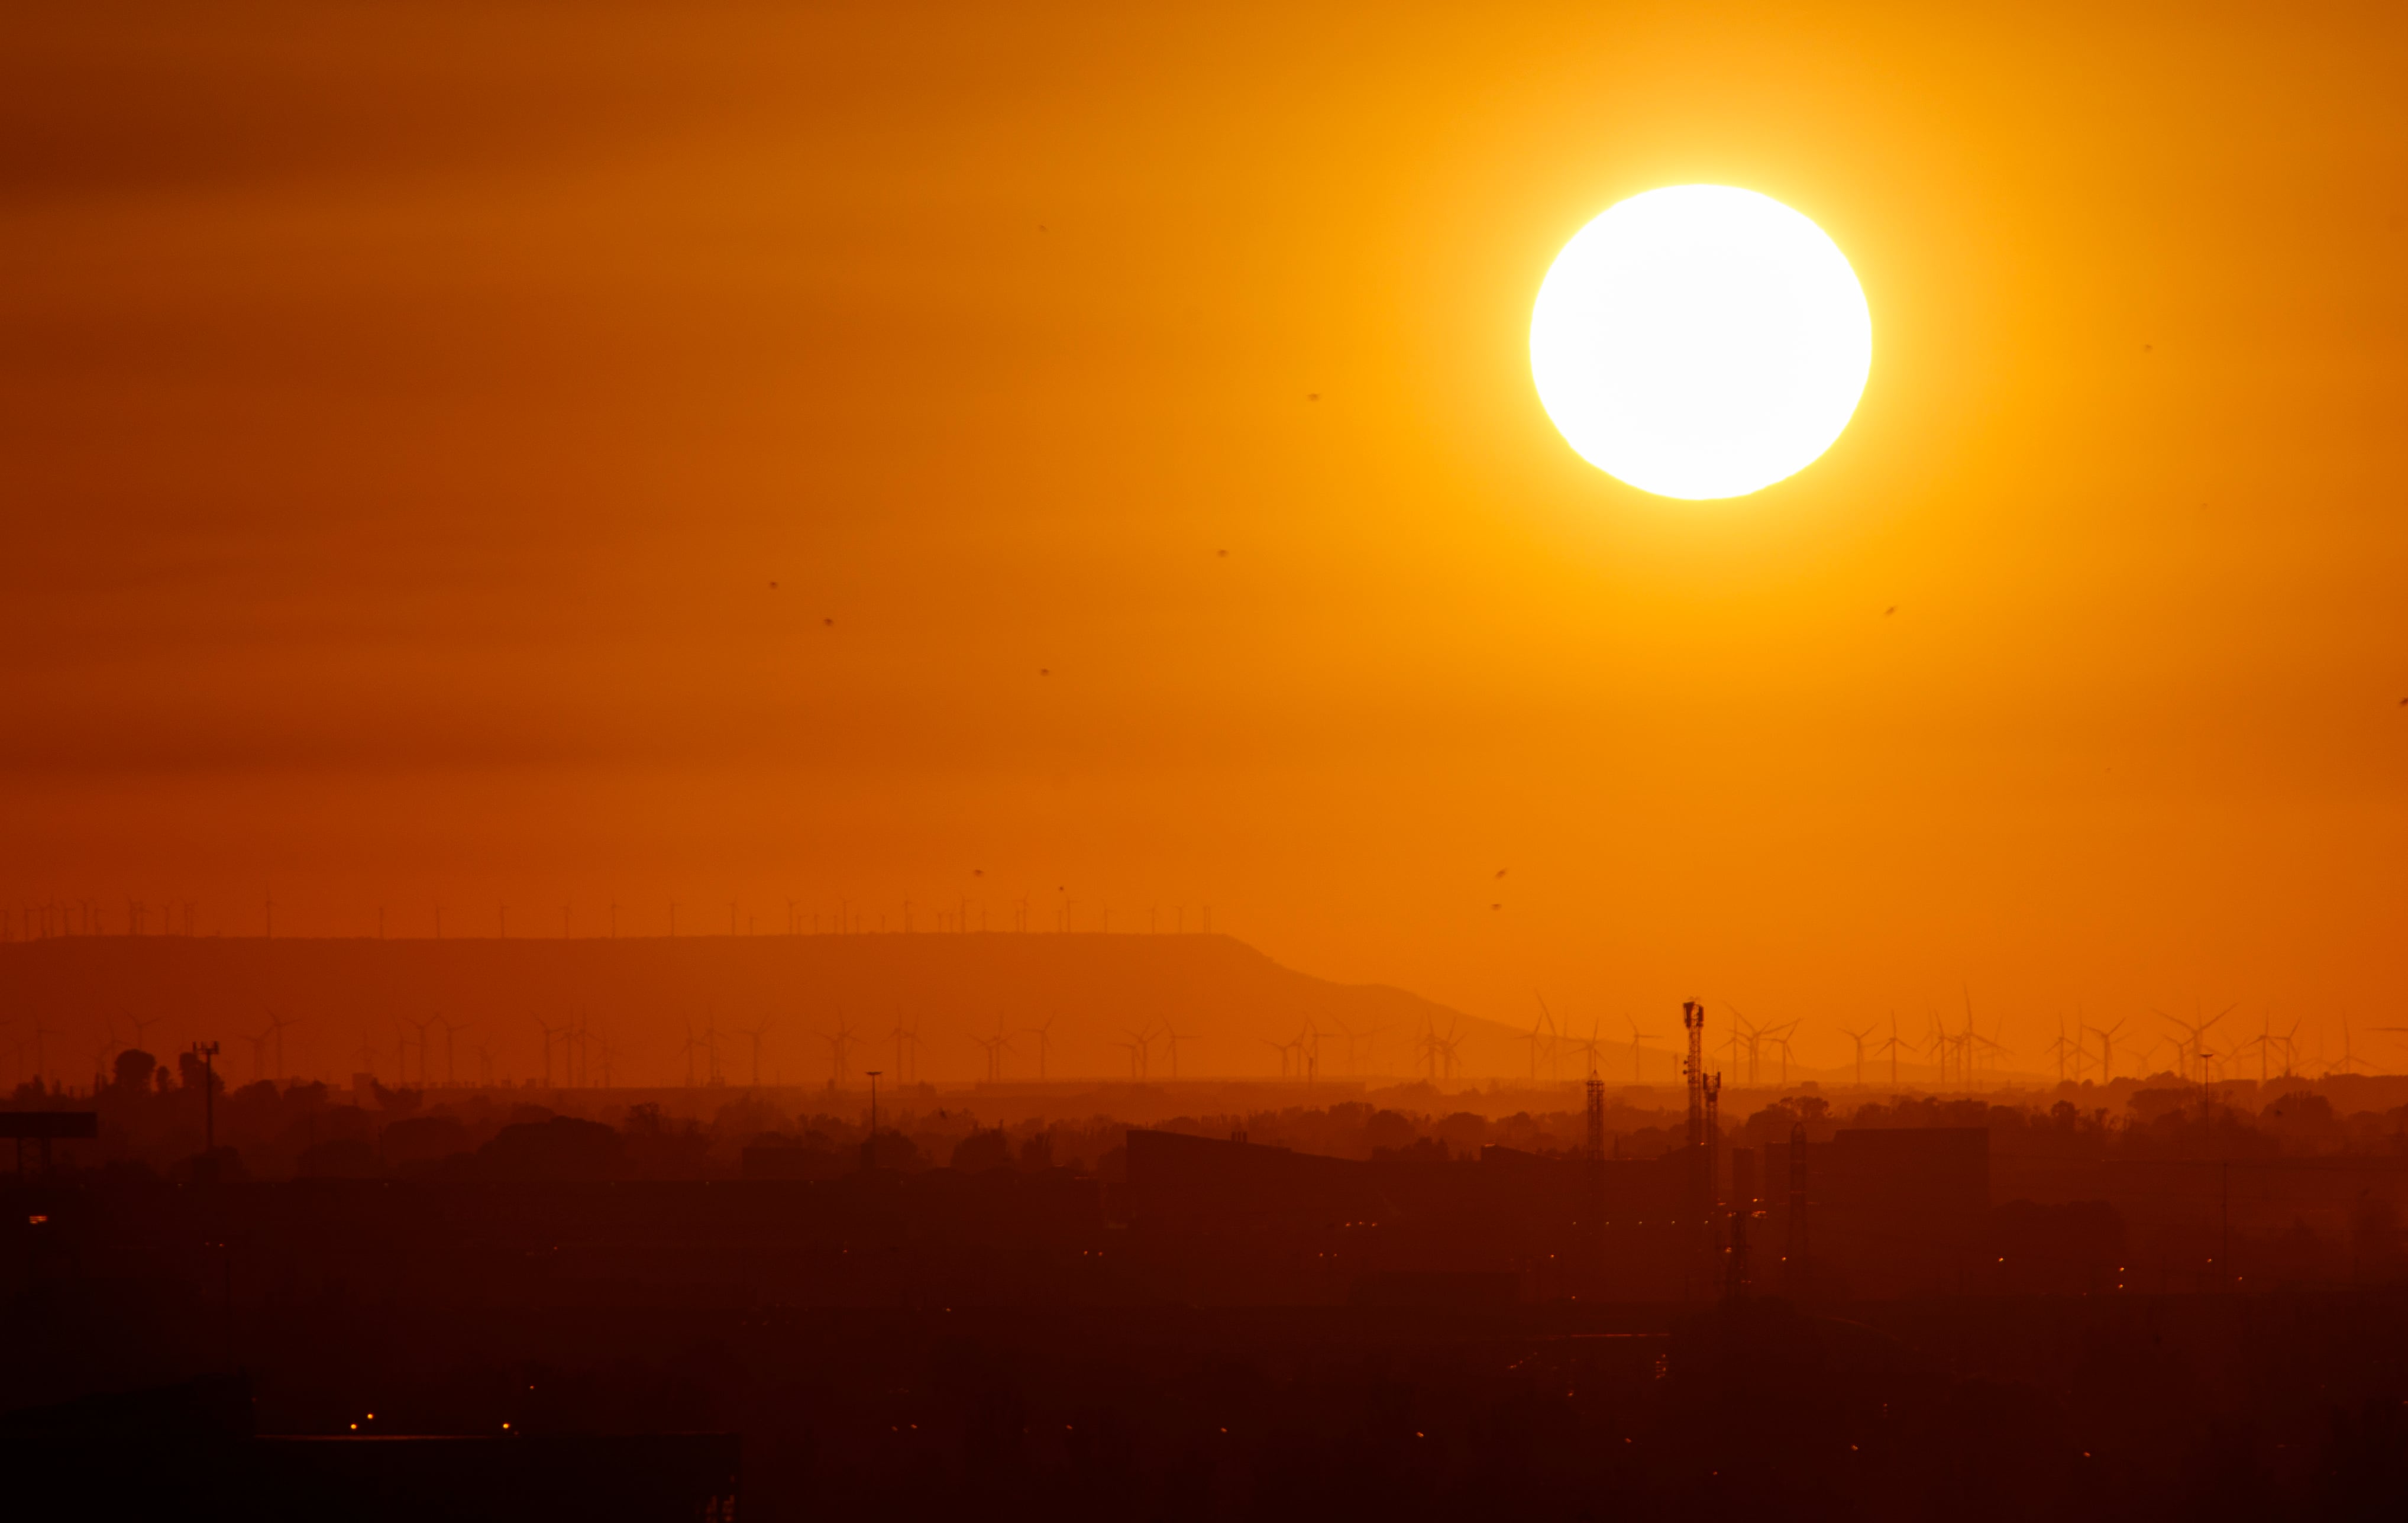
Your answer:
[1885,606,1896,616]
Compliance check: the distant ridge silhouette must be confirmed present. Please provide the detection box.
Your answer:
[0,933,1510,1088]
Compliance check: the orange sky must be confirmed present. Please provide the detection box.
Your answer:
[5,2,2406,1076]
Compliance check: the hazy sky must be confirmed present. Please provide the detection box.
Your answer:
[6,2,2407,1075]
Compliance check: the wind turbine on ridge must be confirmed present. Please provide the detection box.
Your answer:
[1841,1025,1873,1087]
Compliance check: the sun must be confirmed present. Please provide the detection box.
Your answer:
[1530,185,1872,500]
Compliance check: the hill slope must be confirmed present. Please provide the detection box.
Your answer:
[0,933,1507,1089]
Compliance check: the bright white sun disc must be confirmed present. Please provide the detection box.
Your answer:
[1530,185,1871,500]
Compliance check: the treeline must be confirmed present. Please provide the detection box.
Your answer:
[21,1047,2408,1182]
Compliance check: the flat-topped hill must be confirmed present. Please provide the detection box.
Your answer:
[0,932,1496,1089]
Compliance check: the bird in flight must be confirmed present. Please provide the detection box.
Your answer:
[1885,606,1896,616]
[1494,868,1507,878]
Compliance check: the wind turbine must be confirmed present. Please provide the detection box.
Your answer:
[1724,1005,1756,1085]
[2089,1019,2125,1086]
[1120,1025,1155,1081]
[1529,994,1566,1081]
[2045,1018,2074,1085]
[1514,1009,1553,1081]
[1431,1020,1464,1082]
[1327,1016,1359,1075]
[533,1016,561,1088]
[819,1018,858,1088]
[985,1018,1020,1082]
[1875,1014,1906,1089]
[2241,1015,2280,1084]
[1767,1022,1801,1087]
[406,1015,440,1087]
[741,1017,775,1088]
[1625,1016,1660,1085]
[437,1017,470,1087]
[245,1024,275,1085]
[2328,1015,2370,1076]
[2159,1004,2235,1085]
[1841,1026,1873,1087]
[1159,1022,1190,1079]
[1970,1028,2011,1082]
[1026,1016,1055,1081]
[264,1010,304,1084]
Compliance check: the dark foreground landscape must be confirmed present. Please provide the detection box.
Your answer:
[9,1056,2408,1520]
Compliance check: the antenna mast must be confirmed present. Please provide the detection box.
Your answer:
[1683,1000,1704,1147]
[1682,999,1709,1296]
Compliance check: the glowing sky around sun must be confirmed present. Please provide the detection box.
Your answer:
[1530,185,1871,499]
